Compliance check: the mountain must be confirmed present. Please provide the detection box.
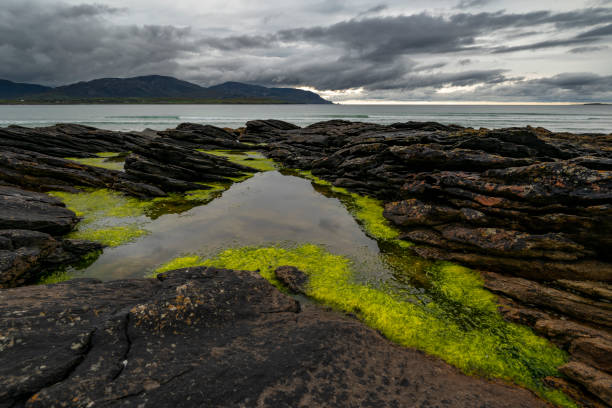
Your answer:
[0,79,52,99]
[0,75,332,104]
[204,81,330,104]
[50,75,205,98]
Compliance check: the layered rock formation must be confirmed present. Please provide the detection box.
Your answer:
[0,124,151,158]
[0,186,102,287]
[0,266,548,407]
[0,123,259,198]
[245,119,612,405]
[157,122,250,150]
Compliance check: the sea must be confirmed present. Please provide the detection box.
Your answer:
[0,104,611,133]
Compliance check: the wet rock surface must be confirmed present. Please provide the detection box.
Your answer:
[158,122,251,150]
[0,186,102,287]
[245,119,612,405]
[0,123,263,283]
[0,124,153,158]
[0,123,262,198]
[0,266,549,408]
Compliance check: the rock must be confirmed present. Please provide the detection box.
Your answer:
[555,279,612,302]
[0,123,154,158]
[0,148,166,198]
[560,362,612,405]
[274,265,308,294]
[159,123,252,150]
[483,272,612,327]
[0,185,77,234]
[569,337,612,374]
[241,119,301,143]
[124,139,259,188]
[0,229,102,288]
[0,266,549,408]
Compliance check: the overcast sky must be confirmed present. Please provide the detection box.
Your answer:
[1,0,611,103]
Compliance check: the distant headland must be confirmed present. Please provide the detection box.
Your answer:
[0,75,332,105]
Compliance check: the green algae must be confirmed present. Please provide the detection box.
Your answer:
[69,226,149,247]
[65,152,126,171]
[49,189,150,247]
[198,149,277,172]
[157,244,573,408]
[38,250,102,285]
[154,255,205,275]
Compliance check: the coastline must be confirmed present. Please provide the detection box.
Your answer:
[0,119,610,407]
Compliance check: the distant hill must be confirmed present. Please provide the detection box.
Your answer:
[205,82,330,104]
[0,75,332,104]
[0,79,52,99]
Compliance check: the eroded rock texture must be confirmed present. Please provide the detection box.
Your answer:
[0,123,259,198]
[0,186,102,287]
[245,119,612,405]
[0,266,548,408]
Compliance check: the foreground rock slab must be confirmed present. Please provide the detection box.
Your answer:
[0,267,547,408]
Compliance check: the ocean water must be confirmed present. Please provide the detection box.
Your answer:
[0,104,611,133]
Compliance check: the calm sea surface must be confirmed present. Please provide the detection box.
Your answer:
[0,104,611,133]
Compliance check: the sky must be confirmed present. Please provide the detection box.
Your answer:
[1,0,611,103]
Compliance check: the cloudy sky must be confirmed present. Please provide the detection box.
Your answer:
[1,0,611,103]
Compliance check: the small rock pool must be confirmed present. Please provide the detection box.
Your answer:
[70,170,392,283]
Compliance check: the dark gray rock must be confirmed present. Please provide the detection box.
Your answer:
[0,229,102,288]
[0,186,77,235]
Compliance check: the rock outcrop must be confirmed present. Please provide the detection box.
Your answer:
[0,186,102,287]
[124,139,258,190]
[158,122,251,150]
[0,123,262,198]
[245,119,612,405]
[0,124,153,158]
[0,266,549,407]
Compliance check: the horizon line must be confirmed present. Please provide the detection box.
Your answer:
[336,100,609,106]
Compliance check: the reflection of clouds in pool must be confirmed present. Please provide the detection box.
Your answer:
[74,171,381,281]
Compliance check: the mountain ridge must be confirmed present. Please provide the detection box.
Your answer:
[0,75,332,104]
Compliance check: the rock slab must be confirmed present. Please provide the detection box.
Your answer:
[0,267,548,408]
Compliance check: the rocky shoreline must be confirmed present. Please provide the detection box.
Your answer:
[0,120,611,407]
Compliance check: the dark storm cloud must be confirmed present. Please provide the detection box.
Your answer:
[1,0,611,101]
[357,4,388,17]
[209,8,612,62]
[457,0,493,9]
[474,73,612,102]
[55,3,124,17]
[0,1,196,84]
[569,45,609,53]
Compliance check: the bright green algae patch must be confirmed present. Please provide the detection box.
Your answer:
[198,150,278,172]
[154,244,573,407]
[65,152,126,171]
[49,189,150,247]
[49,185,227,247]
